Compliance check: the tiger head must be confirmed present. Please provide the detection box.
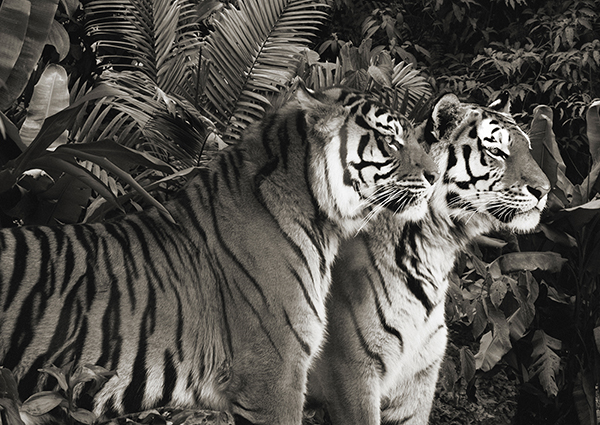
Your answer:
[297,86,439,225]
[424,92,550,232]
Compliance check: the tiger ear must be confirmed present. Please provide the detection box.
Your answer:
[296,81,323,112]
[488,90,511,114]
[426,93,461,143]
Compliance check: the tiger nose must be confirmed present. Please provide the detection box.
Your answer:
[527,183,550,200]
[424,170,438,185]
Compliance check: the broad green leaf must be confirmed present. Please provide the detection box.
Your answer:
[489,278,508,308]
[0,110,26,152]
[594,326,600,354]
[12,84,125,181]
[0,367,20,401]
[573,370,596,425]
[38,365,68,391]
[32,172,91,225]
[586,99,600,164]
[439,358,457,393]
[474,300,511,372]
[47,19,70,61]
[83,167,200,222]
[368,64,391,87]
[0,397,26,425]
[20,64,69,147]
[577,161,600,202]
[529,105,574,204]
[28,154,122,213]
[22,391,64,416]
[506,273,537,341]
[529,330,561,397]
[0,0,31,86]
[70,408,97,425]
[459,347,476,383]
[538,223,577,247]
[474,331,504,372]
[557,198,600,230]
[50,148,174,222]
[0,0,60,110]
[54,140,174,174]
[491,251,567,275]
[60,0,80,18]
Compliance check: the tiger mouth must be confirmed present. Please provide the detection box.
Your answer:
[487,204,542,224]
[446,192,543,224]
[384,191,428,213]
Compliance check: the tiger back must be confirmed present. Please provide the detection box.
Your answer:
[0,85,437,425]
[306,92,550,425]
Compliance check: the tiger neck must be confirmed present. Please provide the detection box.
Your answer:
[378,185,492,311]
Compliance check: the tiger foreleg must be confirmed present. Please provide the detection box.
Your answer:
[380,344,445,425]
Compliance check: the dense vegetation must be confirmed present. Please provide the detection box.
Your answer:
[0,0,599,424]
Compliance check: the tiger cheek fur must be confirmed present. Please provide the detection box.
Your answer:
[0,85,435,425]
[307,92,550,425]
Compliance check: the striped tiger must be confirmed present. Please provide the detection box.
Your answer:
[0,85,438,425]
[306,92,550,425]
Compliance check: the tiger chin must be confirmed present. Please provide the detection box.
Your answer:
[306,92,550,425]
[0,84,437,425]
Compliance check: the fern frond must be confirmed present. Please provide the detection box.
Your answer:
[85,0,202,92]
[203,0,329,142]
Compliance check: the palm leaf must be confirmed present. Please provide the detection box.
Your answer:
[85,0,202,92]
[202,0,329,141]
[0,0,60,110]
[391,61,432,114]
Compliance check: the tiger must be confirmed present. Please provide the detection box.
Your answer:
[306,92,551,425]
[0,85,439,425]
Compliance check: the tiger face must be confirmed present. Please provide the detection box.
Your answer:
[425,93,550,232]
[298,87,438,223]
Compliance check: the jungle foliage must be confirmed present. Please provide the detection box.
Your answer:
[0,0,599,424]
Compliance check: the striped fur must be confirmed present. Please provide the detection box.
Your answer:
[0,86,438,425]
[306,93,550,425]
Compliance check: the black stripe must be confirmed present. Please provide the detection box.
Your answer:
[60,232,76,294]
[47,274,87,359]
[103,223,138,307]
[405,274,433,314]
[283,309,311,356]
[349,305,385,375]
[395,245,433,314]
[4,229,28,309]
[128,220,165,292]
[226,274,282,360]
[447,144,457,169]
[296,220,325,279]
[355,114,372,130]
[98,263,122,370]
[357,133,371,159]
[159,350,177,406]
[476,136,488,166]
[209,199,268,307]
[123,284,156,411]
[366,240,391,304]
[295,110,307,143]
[287,263,320,320]
[462,145,490,185]
[373,294,403,350]
[217,280,234,358]
[278,115,290,169]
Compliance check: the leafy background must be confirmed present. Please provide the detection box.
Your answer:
[0,0,600,424]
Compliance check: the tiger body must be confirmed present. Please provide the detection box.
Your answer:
[307,93,551,425]
[0,86,438,425]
